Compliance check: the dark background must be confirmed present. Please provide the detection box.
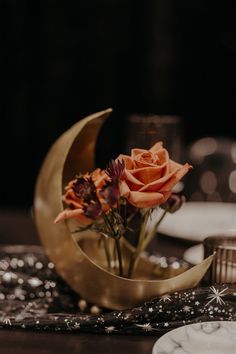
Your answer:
[0,0,236,208]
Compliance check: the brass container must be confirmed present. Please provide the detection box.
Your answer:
[34,108,213,310]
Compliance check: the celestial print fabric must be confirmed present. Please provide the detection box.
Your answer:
[0,245,235,334]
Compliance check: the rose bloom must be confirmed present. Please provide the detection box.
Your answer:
[54,168,109,225]
[118,142,192,208]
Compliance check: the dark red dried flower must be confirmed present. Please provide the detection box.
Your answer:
[100,182,120,207]
[106,159,125,182]
[73,176,96,203]
[83,202,102,220]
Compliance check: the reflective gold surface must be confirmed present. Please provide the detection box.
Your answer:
[34,108,213,310]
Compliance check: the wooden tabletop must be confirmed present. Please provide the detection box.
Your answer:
[0,331,160,354]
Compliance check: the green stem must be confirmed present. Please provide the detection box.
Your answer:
[103,236,111,271]
[103,212,123,277]
[115,238,123,277]
[139,208,169,253]
[103,212,116,235]
[128,208,169,278]
[113,239,117,266]
[128,211,150,277]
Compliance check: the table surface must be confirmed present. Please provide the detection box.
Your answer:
[0,209,196,354]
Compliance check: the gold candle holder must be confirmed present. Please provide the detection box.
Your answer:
[34,108,214,310]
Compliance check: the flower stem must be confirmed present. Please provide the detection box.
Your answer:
[115,238,123,277]
[128,208,169,278]
[140,208,169,253]
[127,211,150,277]
[103,212,123,276]
[103,236,111,272]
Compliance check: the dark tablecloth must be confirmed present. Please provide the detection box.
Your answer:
[0,244,235,335]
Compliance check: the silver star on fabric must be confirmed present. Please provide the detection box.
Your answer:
[73,322,81,329]
[183,305,191,312]
[160,294,171,302]
[105,326,116,333]
[135,323,153,332]
[206,286,228,306]
[2,317,11,325]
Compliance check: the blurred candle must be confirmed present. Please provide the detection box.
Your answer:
[125,114,183,162]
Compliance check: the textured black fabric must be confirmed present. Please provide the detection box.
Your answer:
[0,245,235,334]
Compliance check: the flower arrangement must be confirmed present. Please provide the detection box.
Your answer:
[54,142,192,278]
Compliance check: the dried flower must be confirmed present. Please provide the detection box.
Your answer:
[83,201,102,220]
[106,159,125,182]
[73,176,97,203]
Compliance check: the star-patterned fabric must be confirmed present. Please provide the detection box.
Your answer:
[0,245,235,334]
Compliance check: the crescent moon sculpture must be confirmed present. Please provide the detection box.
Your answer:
[34,108,213,310]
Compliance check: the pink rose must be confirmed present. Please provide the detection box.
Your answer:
[118,142,192,208]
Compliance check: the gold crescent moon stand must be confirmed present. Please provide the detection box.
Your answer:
[34,108,213,310]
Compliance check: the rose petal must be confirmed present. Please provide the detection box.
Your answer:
[138,163,192,192]
[119,180,131,198]
[131,148,151,159]
[123,169,144,188]
[158,163,192,192]
[120,180,171,208]
[117,155,135,169]
[149,141,163,153]
[131,165,168,184]
[126,190,168,208]
[169,159,184,172]
[153,148,169,165]
[54,208,93,225]
[134,151,153,165]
